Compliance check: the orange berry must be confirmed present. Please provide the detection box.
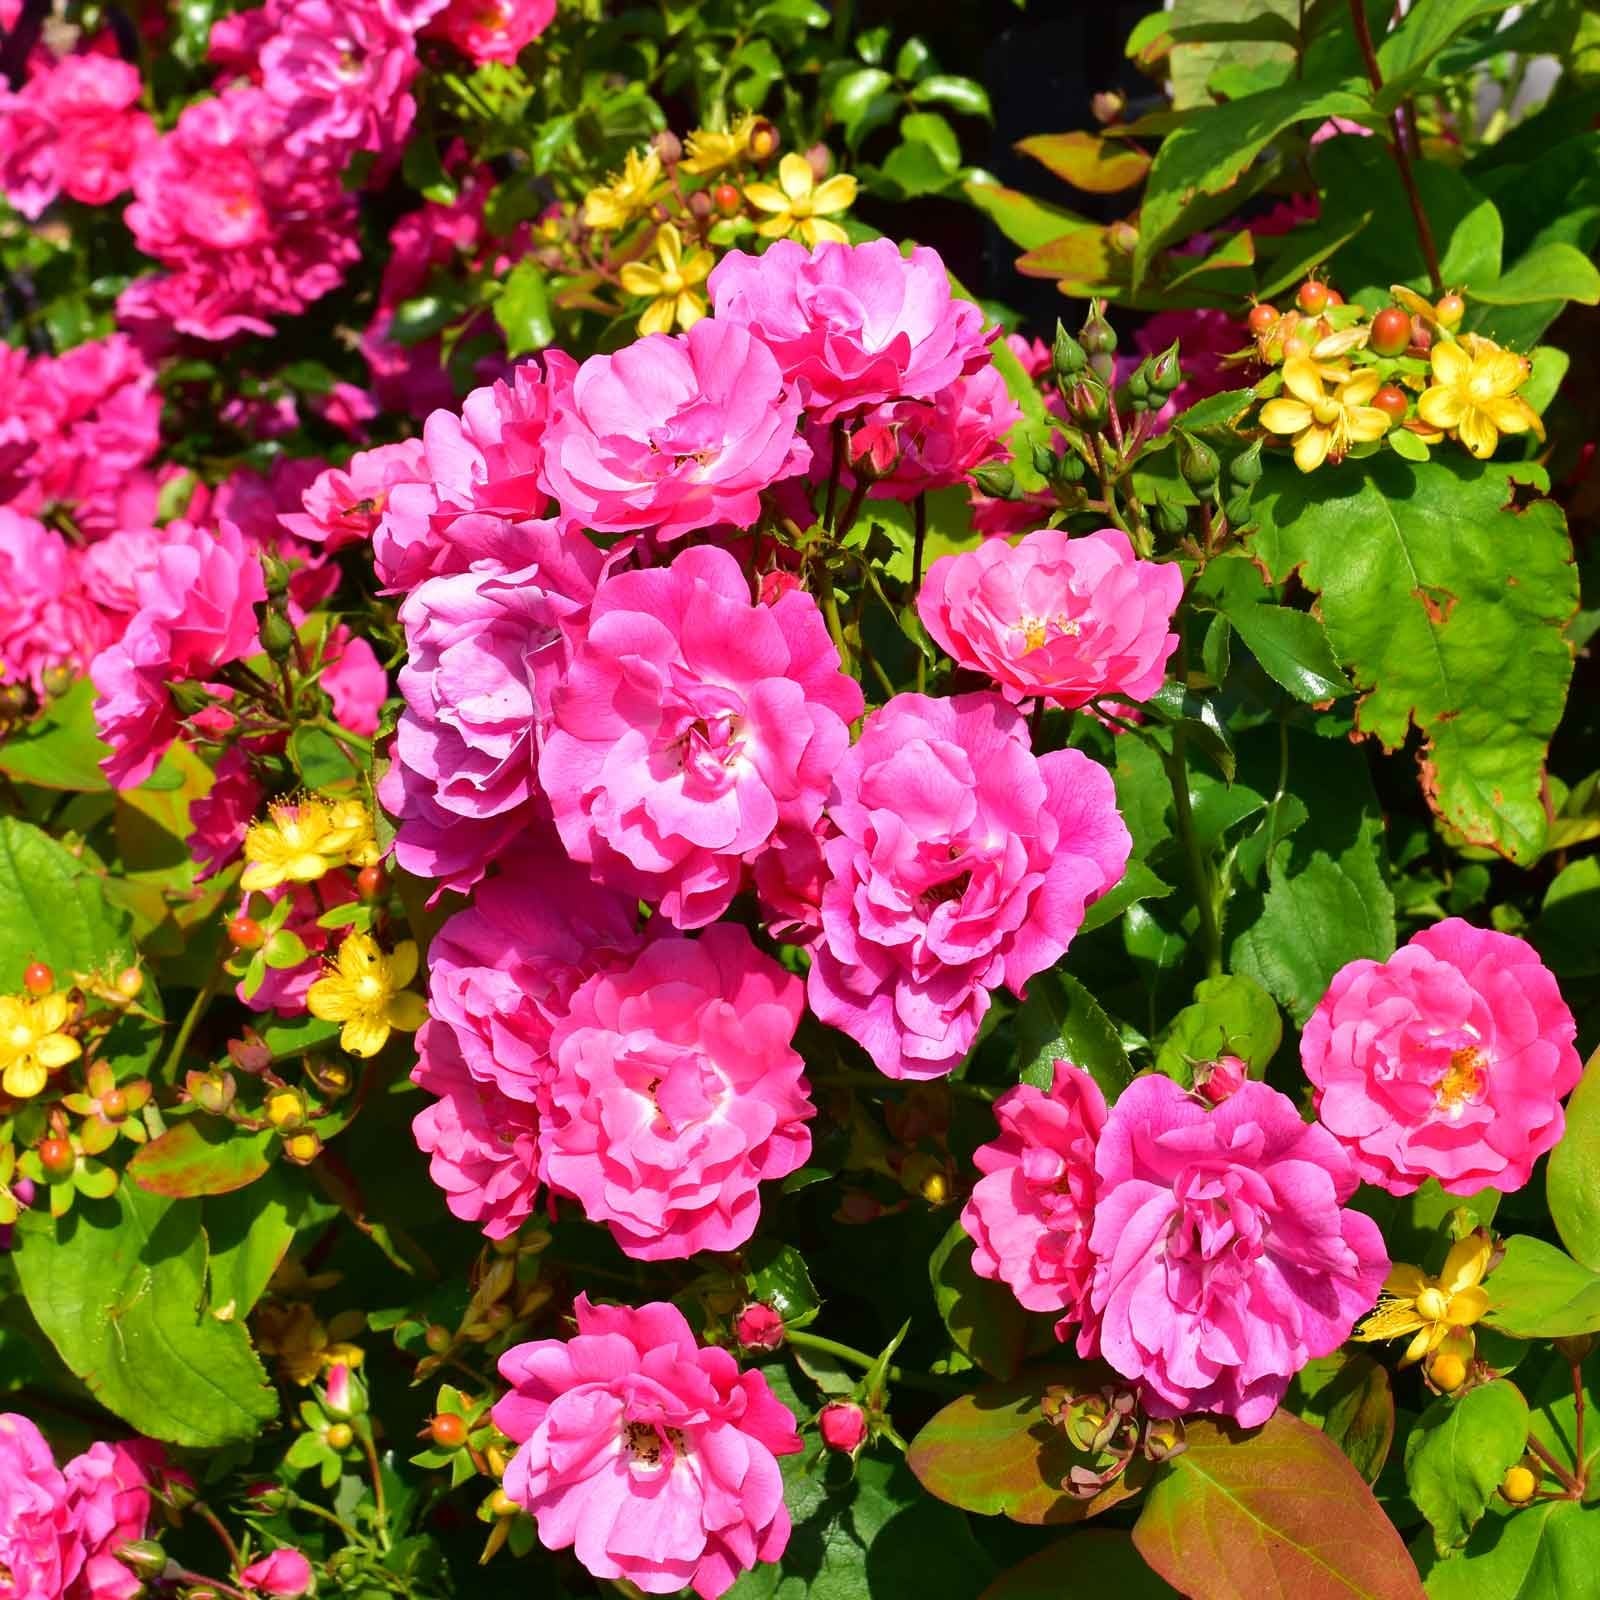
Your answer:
[227,915,265,951]
[1435,293,1465,330]
[1370,307,1412,357]
[22,961,52,996]
[38,1137,74,1177]
[1373,385,1409,420]
[1247,303,1278,335]
[713,182,741,216]
[100,1088,129,1120]
[356,864,386,901]
[431,1412,468,1449]
[1296,280,1329,314]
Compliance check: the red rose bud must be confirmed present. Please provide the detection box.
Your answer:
[818,1401,868,1456]
[1193,1055,1247,1105]
[848,416,900,479]
[757,569,802,606]
[237,1547,315,1598]
[733,1302,786,1351]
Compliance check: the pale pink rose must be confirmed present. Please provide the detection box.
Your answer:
[0,509,111,693]
[0,1412,82,1600]
[541,925,813,1260]
[280,440,426,551]
[961,1061,1106,1332]
[493,1295,802,1598]
[918,528,1183,710]
[818,1401,867,1455]
[426,0,556,63]
[540,544,862,928]
[1085,1075,1388,1426]
[62,1439,158,1600]
[541,320,809,541]
[320,627,387,736]
[1302,919,1582,1196]
[807,692,1130,1080]
[707,238,995,422]
[238,1547,315,1598]
[381,525,602,891]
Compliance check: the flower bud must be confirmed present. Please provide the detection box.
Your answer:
[319,1361,367,1419]
[489,1487,519,1519]
[186,1069,237,1116]
[1080,300,1117,357]
[652,130,683,166]
[1148,339,1182,395]
[818,1400,868,1456]
[1193,1055,1247,1106]
[1064,377,1110,431]
[1051,323,1087,387]
[1435,292,1465,330]
[686,190,712,219]
[1429,1350,1467,1392]
[1178,434,1220,494]
[1229,438,1264,487]
[260,609,297,664]
[734,1302,786,1351]
[430,1410,469,1449]
[116,1539,169,1578]
[1555,1334,1596,1364]
[756,567,802,606]
[1107,220,1140,257]
[237,1547,315,1598]
[115,966,145,1000]
[41,664,75,700]
[245,1482,293,1513]
[1091,90,1126,125]
[324,1421,354,1451]
[1142,1415,1187,1462]
[305,1057,353,1100]
[265,1086,308,1130]
[1151,492,1188,538]
[1050,451,1086,486]
[282,1130,322,1165]
[228,1029,272,1074]
[747,119,779,161]
[1499,1463,1537,1504]
[972,463,1017,500]
[1124,364,1151,407]
[423,1323,453,1355]
[260,550,293,599]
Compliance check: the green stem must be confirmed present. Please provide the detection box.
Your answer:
[1164,734,1223,979]
[163,961,225,1079]
[313,716,373,757]
[287,1497,366,1545]
[785,1330,965,1397]
[359,1426,392,1552]
[814,561,851,676]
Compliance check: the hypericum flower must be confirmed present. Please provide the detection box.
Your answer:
[1259,357,1391,471]
[681,113,759,175]
[619,223,714,334]
[241,797,376,893]
[253,1300,364,1386]
[582,146,663,231]
[1353,1231,1491,1375]
[306,933,427,1058]
[62,1061,151,1154]
[743,153,856,247]
[0,992,80,1099]
[1416,335,1545,459]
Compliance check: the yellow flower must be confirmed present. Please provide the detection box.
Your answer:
[1259,356,1392,472]
[682,114,759,176]
[619,223,714,335]
[1354,1231,1492,1366]
[1417,335,1544,460]
[743,153,857,247]
[254,1300,365,1386]
[582,147,663,232]
[306,932,427,1058]
[0,992,80,1099]
[241,796,374,892]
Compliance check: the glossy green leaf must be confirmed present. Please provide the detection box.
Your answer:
[205,1166,306,1319]
[1475,240,1600,306]
[1014,970,1132,1099]
[1482,1235,1600,1338]
[128,1122,276,1199]
[910,75,992,119]
[1016,132,1150,194]
[1404,1381,1531,1555]
[1415,1498,1600,1599]
[1548,1047,1600,1269]
[745,1241,820,1331]
[1378,0,1523,85]
[0,680,111,791]
[494,259,554,357]
[1154,974,1282,1081]
[0,816,134,991]
[929,1221,1029,1381]
[1195,553,1351,702]
[1249,454,1577,864]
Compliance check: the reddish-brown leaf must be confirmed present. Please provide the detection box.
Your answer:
[1017,132,1152,193]
[128,1121,274,1198]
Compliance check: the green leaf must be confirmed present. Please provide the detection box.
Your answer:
[1013,970,1132,1100]
[1132,1411,1426,1600]
[128,1122,276,1199]
[928,1220,1029,1381]
[1285,1353,1394,1484]
[882,139,958,197]
[288,725,359,791]
[1548,1047,1600,1269]
[830,66,894,139]
[205,1166,307,1319]
[1080,859,1174,933]
[1475,240,1600,307]
[1161,0,1302,110]
[1248,454,1577,865]
[1533,857,1600,976]
[0,816,134,990]
[0,680,111,791]
[1377,0,1522,86]
[899,112,961,173]
[1154,974,1282,1081]
[1016,131,1151,194]
[1415,1498,1600,1598]
[1482,1235,1600,1338]
[980,1531,1179,1597]
[1404,1381,1531,1555]
[961,178,1093,251]
[15,1184,278,1447]
[910,75,992,119]
[494,259,554,357]
[745,1241,820,1331]
[1195,554,1351,702]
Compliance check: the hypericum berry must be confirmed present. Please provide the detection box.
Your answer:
[38,1137,74,1178]
[265,1086,308,1130]
[283,1130,322,1165]
[356,864,386,901]
[1429,1351,1467,1392]
[1296,279,1330,314]
[713,182,741,215]
[747,118,778,161]
[22,961,53,996]
[1435,292,1465,330]
[1500,1464,1538,1504]
[227,915,265,951]
[1247,303,1278,335]
[1282,332,1311,360]
[1373,385,1409,421]
[100,1088,129,1120]
[1409,316,1433,353]
[1370,306,1411,356]
[325,1422,354,1451]
[115,966,144,1000]
[430,1412,468,1450]
[1324,288,1344,307]
[423,1324,452,1355]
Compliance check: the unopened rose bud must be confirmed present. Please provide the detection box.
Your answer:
[1080,301,1117,358]
[818,1401,868,1456]
[734,1302,786,1351]
[260,550,293,599]
[757,568,802,605]
[260,609,297,664]
[1178,434,1220,494]
[1064,377,1110,431]
[1193,1055,1246,1105]
[1149,339,1182,395]
[116,1539,169,1578]
[1051,322,1087,388]
[319,1362,366,1419]
[1151,492,1188,538]
[972,463,1017,499]
[1229,438,1264,486]
[237,1547,315,1598]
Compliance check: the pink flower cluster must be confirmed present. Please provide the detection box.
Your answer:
[962,1065,1389,1426]
[0,1413,159,1600]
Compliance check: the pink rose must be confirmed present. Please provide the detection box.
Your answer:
[426,0,556,63]
[493,1296,802,1598]
[239,1547,315,1598]
[540,544,862,928]
[961,1061,1106,1333]
[1084,1075,1388,1427]
[320,626,387,737]
[186,743,266,882]
[541,319,809,541]
[733,1303,786,1351]
[818,1401,868,1456]
[541,925,814,1260]
[0,1412,82,1600]
[0,508,110,693]
[707,238,995,422]
[280,440,426,552]
[62,1439,158,1600]
[1301,919,1582,1195]
[807,692,1130,1079]
[918,528,1184,710]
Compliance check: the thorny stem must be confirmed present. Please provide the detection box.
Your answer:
[1347,0,1444,294]
[784,1330,966,1397]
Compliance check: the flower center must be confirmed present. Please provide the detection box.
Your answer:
[1435,1046,1485,1110]
[919,870,971,915]
[7,1024,32,1049]
[1016,615,1081,654]
[1311,396,1343,426]
[623,1420,687,1471]
[354,974,385,1004]
[1415,1286,1450,1322]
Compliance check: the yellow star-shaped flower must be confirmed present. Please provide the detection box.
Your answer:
[682,114,759,176]
[1417,335,1544,460]
[1259,357,1392,472]
[743,153,857,248]
[241,797,375,893]
[0,991,80,1099]
[619,223,715,335]
[582,147,664,232]
[306,932,427,1059]
[1353,1231,1492,1368]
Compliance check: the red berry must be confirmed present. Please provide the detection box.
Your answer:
[356,864,386,901]
[430,1413,468,1450]
[1435,292,1465,330]
[1247,303,1278,335]
[1370,306,1412,357]
[22,961,52,996]
[100,1088,129,1120]
[1296,280,1330,314]
[1373,385,1409,421]
[227,915,265,951]
[1324,288,1344,308]
[712,182,741,216]
[38,1137,74,1177]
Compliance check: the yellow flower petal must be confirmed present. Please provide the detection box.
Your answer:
[1346,406,1393,443]
[1481,395,1539,438]
[387,941,419,991]
[619,262,664,296]
[804,217,850,247]
[1259,398,1313,435]
[1439,1235,1491,1294]
[2,1060,46,1098]
[742,182,789,215]
[36,1034,81,1069]
[1294,425,1331,473]
[656,223,683,272]
[777,152,814,203]
[754,213,794,239]
[1429,340,1471,388]
[1385,1264,1429,1298]
[811,174,858,215]
[681,249,715,286]
[387,991,429,1033]
[340,1017,391,1059]
[1475,349,1527,396]
[1416,386,1465,431]
[637,296,675,336]
[306,979,355,1023]
[1282,358,1326,407]
[1340,369,1381,407]
[1458,407,1499,458]
[676,291,707,328]
[1448,1284,1491,1326]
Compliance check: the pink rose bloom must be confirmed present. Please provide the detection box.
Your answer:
[1084,1075,1388,1427]
[321,626,387,737]
[1301,919,1582,1196]
[493,1295,802,1598]
[541,320,809,542]
[752,820,828,946]
[1116,307,1245,433]
[0,509,110,693]
[540,924,814,1260]
[238,1547,315,1598]
[707,239,995,422]
[259,0,418,161]
[90,521,265,788]
[808,692,1130,1080]
[961,1060,1106,1333]
[280,440,426,552]
[187,743,265,881]
[0,1412,82,1599]
[381,525,602,891]
[864,362,1020,499]
[426,0,556,63]
[79,527,165,621]
[918,528,1184,710]
[539,544,863,928]
[62,1440,157,1600]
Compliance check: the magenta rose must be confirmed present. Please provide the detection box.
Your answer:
[918,528,1184,709]
[493,1296,802,1598]
[0,508,111,693]
[0,1412,82,1599]
[961,1060,1107,1333]
[708,238,995,422]
[238,1547,315,1598]
[540,924,814,1260]
[1084,1075,1388,1427]
[1301,919,1582,1196]
[541,319,809,541]
[807,692,1130,1079]
[426,0,557,63]
[540,544,863,928]
[62,1439,158,1600]
[279,439,425,552]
